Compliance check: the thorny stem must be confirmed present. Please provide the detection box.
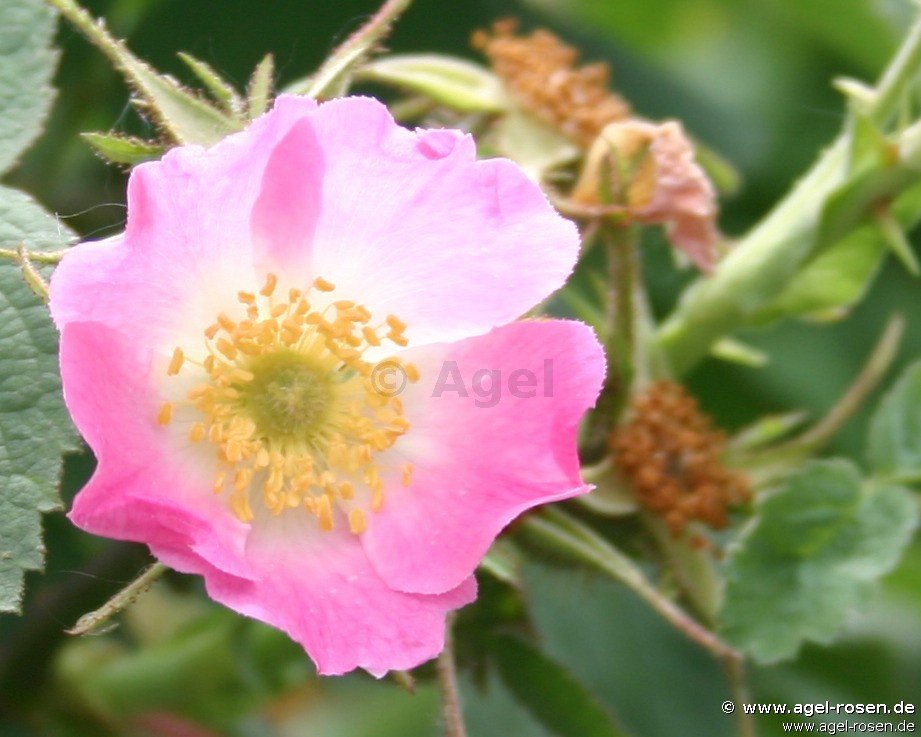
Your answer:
[44,0,132,70]
[606,225,638,393]
[436,617,468,737]
[0,246,66,264]
[67,562,167,636]
[15,246,50,302]
[522,509,740,663]
[656,15,921,374]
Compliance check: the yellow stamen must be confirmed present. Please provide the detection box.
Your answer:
[157,402,173,425]
[161,272,417,533]
[260,273,278,297]
[386,315,407,333]
[167,348,185,376]
[349,508,367,534]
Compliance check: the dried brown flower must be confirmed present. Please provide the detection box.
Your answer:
[611,381,749,534]
[472,19,631,148]
[571,119,721,272]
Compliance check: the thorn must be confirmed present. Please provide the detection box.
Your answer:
[875,203,920,276]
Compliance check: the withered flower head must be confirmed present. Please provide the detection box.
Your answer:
[611,381,750,535]
[572,119,721,272]
[472,19,631,148]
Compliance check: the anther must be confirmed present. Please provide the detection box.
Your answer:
[314,277,335,292]
[218,313,237,333]
[386,315,407,333]
[349,508,367,534]
[157,402,173,425]
[167,348,185,376]
[260,273,278,296]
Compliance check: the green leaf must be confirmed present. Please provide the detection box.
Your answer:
[727,411,809,453]
[358,54,508,112]
[867,361,921,483]
[0,0,59,173]
[49,0,239,145]
[720,460,918,663]
[748,225,887,325]
[177,52,244,117]
[0,186,80,613]
[576,461,638,517]
[492,111,580,181]
[246,53,275,119]
[710,337,769,367]
[81,132,164,166]
[114,51,240,146]
[492,635,630,737]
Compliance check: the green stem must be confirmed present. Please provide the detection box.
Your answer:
[644,515,721,624]
[14,246,51,302]
[66,562,167,636]
[522,509,740,662]
[606,226,638,392]
[725,656,758,737]
[436,617,468,737]
[655,15,921,375]
[44,0,132,69]
[0,246,66,264]
[744,313,903,472]
[286,0,414,98]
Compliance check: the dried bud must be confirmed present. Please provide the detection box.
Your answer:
[573,119,721,272]
[473,20,630,148]
[611,381,750,535]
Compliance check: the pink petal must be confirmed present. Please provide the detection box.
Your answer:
[258,96,580,345]
[61,322,252,579]
[204,511,477,676]
[49,96,318,347]
[362,319,605,595]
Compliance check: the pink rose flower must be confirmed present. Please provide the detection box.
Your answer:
[51,96,605,675]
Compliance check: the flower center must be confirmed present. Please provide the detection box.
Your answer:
[157,274,419,533]
[237,350,334,443]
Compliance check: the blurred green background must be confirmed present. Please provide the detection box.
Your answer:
[2,1,920,736]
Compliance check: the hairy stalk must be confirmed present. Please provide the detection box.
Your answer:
[0,246,66,264]
[44,0,127,64]
[67,562,167,636]
[522,509,740,662]
[436,617,468,737]
[606,225,639,404]
[655,16,921,374]
[14,245,50,302]
[287,0,414,99]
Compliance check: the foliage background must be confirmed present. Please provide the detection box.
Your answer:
[1,0,919,735]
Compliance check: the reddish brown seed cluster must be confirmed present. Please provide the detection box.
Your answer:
[611,381,750,534]
[472,19,631,148]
